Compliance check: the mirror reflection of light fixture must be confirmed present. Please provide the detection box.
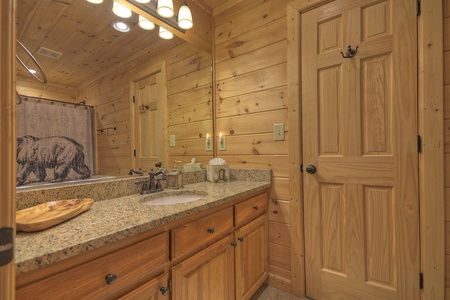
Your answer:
[139,15,155,30]
[113,1,132,18]
[159,26,174,39]
[112,20,131,32]
[178,2,193,30]
[86,0,103,3]
[157,0,174,18]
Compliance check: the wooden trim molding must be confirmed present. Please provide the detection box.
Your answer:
[0,0,17,299]
[418,0,445,299]
[287,0,444,298]
[287,1,334,297]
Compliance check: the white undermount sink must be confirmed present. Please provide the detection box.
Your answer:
[141,191,206,206]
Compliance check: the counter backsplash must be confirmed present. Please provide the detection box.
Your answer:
[16,168,271,210]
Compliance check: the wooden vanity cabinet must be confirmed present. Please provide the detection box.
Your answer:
[16,232,169,300]
[118,272,168,300]
[16,190,269,300]
[171,191,269,300]
[235,214,268,300]
[171,234,236,300]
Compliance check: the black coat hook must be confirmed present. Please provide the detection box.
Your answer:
[341,45,359,58]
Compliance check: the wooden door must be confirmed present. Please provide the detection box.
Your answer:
[235,214,268,300]
[171,234,235,300]
[302,0,419,299]
[1,1,16,299]
[133,72,165,169]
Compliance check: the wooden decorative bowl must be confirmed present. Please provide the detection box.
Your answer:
[16,198,94,232]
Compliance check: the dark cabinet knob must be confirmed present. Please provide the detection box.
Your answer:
[305,165,317,174]
[105,273,117,285]
[160,286,170,296]
[231,242,237,247]
[252,205,259,210]
[207,228,215,234]
[238,237,244,242]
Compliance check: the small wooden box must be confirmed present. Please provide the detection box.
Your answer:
[206,165,230,183]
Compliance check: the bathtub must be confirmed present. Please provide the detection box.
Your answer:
[16,175,121,191]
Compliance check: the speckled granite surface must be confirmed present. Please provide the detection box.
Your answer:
[15,169,271,275]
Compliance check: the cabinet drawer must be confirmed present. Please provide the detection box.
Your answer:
[17,232,168,300]
[234,192,268,228]
[171,207,234,260]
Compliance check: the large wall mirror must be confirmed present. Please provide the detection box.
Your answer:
[15,0,213,185]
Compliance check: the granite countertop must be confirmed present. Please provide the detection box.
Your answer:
[15,180,270,275]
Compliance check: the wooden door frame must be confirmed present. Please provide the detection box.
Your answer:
[287,0,444,298]
[129,61,168,169]
[0,0,16,299]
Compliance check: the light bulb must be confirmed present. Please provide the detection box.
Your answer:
[135,0,150,3]
[159,26,174,39]
[86,0,103,3]
[157,0,174,18]
[139,15,155,30]
[178,2,193,29]
[113,1,132,18]
[112,21,131,32]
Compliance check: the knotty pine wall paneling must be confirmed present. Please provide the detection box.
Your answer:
[16,75,77,103]
[77,40,212,175]
[214,0,293,292]
[444,0,450,297]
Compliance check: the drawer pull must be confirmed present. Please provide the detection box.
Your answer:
[160,286,170,296]
[105,273,118,285]
[231,242,237,247]
[207,228,215,234]
[253,206,259,210]
[238,237,244,242]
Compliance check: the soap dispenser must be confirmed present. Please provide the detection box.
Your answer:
[167,161,183,189]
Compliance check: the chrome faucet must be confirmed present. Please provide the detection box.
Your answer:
[128,168,144,176]
[135,163,166,195]
[148,168,166,193]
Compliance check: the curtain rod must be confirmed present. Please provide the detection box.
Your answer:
[17,95,94,109]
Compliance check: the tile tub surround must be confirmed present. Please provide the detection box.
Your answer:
[15,169,271,275]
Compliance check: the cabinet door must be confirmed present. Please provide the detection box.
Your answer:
[118,272,168,300]
[235,214,268,300]
[171,234,235,300]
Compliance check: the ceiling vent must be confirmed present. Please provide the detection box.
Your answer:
[37,47,63,60]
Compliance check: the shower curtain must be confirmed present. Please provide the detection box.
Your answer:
[16,95,95,186]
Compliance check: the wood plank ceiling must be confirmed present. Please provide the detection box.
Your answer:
[15,0,228,88]
[15,0,175,88]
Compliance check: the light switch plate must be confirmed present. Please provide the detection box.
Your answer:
[170,135,176,147]
[274,123,285,141]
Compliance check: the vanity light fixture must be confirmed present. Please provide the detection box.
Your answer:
[178,2,193,29]
[139,15,155,30]
[205,133,212,151]
[123,0,193,34]
[113,1,132,18]
[112,21,131,32]
[159,26,174,39]
[86,0,103,3]
[157,0,174,18]
[218,132,226,151]
[134,0,150,3]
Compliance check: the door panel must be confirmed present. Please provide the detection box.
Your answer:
[134,72,164,169]
[302,0,419,299]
